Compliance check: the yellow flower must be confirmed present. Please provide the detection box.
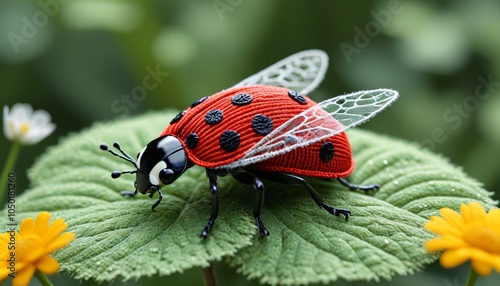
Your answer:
[0,212,75,286]
[424,202,500,276]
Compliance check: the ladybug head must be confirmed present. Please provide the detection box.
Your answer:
[100,136,190,195]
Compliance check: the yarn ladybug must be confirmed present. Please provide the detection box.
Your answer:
[100,50,399,238]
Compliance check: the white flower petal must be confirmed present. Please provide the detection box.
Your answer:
[29,109,52,128]
[22,123,56,145]
[3,105,13,140]
[11,103,33,123]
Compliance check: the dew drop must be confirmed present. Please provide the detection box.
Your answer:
[96,261,101,266]
[150,247,159,253]
[384,239,390,244]
[394,180,399,185]
[383,160,388,165]
[107,267,114,272]
[429,181,435,186]
[450,188,455,192]
[368,160,374,165]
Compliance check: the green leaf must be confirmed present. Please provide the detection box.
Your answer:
[227,130,497,285]
[6,111,256,281]
[1,110,497,285]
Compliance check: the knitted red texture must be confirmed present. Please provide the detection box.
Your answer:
[162,85,354,178]
[255,132,354,178]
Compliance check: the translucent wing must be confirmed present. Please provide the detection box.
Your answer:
[217,88,399,169]
[233,50,328,95]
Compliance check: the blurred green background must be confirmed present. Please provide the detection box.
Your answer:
[1,0,499,285]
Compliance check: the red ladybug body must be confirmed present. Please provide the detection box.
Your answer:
[101,50,398,238]
[162,85,354,178]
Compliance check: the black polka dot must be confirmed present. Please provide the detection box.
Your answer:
[284,135,298,145]
[252,114,274,135]
[191,96,209,108]
[231,93,253,106]
[205,109,224,125]
[185,133,199,149]
[170,110,185,124]
[219,130,240,151]
[288,90,307,105]
[319,142,335,163]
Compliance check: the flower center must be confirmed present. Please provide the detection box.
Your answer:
[19,122,30,134]
[464,225,500,254]
[16,234,44,262]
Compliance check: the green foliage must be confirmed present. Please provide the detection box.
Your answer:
[2,110,496,285]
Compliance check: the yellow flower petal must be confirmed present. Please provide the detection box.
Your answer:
[34,212,51,237]
[493,256,500,272]
[426,202,500,276]
[0,268,11,281]
[461,202,486,224]
[36,255,60,275]
[439,208,465,230]
[0,212,74,285]
[471,259,493,276]
[12,265,36,286]
[45,232,75,253]
[487,209,500,229]
[440,248,471,268]
[23,247,46,264]
[425,236,467,252]
[19,217,35,235]
[0,233,9,244]
[44,218,68,241]
[425,218,461,237]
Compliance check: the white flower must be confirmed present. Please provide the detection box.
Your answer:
[3,103,56,145]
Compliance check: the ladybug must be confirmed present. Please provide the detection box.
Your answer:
[100,50,399,238]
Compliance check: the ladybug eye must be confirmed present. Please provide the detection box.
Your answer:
[159,168,175,185]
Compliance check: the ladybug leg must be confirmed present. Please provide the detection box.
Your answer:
[120,189,138,197]
[254,172,352,221]
[150,188,163,210]
[200,169,220,239]
[337,178,379,192]
[229,170,270,237]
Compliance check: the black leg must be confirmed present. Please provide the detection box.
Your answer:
[337,178,379,192]
[120,190,138,197]
[229,170,270,237]
[151,189,163,210]
[253,171,351,220]
[200,169,220,239]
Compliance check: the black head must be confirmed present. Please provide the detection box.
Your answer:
[100,136,190,195]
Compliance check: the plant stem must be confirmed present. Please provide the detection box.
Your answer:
[202,263,218,286]
[0,142,20,205]
[465,268,478,286]
[35,271,54,286]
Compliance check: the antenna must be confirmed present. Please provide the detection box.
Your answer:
[100,142,139,179]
